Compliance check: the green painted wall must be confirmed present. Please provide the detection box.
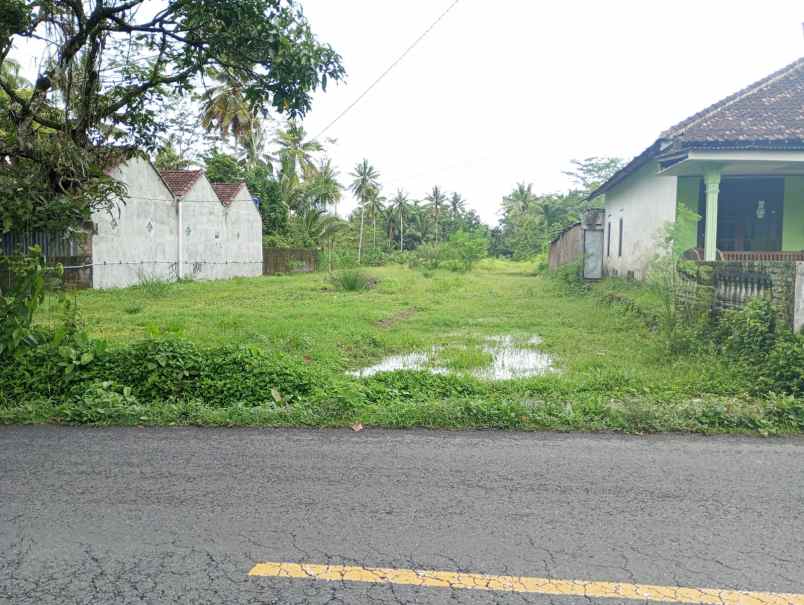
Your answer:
[676,176,701,252]
[783,176,804,251]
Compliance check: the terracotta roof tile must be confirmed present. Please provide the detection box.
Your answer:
[588,56,804,199]
[661,56,804,147]
[160,170,204,198]
[210,182,246,206]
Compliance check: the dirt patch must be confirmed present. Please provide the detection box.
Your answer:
[376,307,417,329]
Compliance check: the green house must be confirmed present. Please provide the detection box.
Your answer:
[590,57,804,279]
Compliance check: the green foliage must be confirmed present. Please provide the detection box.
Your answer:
[494,158,624,260]
[0,249,55,355]
[718,298,777,360]
[645,205,704,352]
[203,149,246,182]
[552,259,588,295]
[406,231,488,273]
[329,269,373,292]
[2,0,344,237]
[717,299,803,396]
[3,263,800,434]
[439,230,489,272]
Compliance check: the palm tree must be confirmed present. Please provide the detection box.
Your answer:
[349,160,380,264]
[366,189,385,251]
[405,201,432,248]
[388,190,410,250]
[275,120,323,184]
[200,69,264,167]
[503,182,535,213]
[306,159,342,211]
[449,192,466,218]
[425,185,447,244]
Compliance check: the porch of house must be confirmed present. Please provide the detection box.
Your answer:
[660,152,804,331]
[661,150,804,262]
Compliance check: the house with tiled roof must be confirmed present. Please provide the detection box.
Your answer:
[590,57,804,281]
[157,168,262,283]
[9,158,264,289]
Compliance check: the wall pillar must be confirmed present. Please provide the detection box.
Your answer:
[704,168,722,261]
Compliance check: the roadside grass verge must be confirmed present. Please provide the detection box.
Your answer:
[4,261,800,435]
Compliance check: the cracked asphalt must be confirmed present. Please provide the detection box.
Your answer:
[1,426,802,604]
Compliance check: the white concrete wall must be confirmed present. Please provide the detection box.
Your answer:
[603,161,678,280]
[181,177,262,280]
[181,176,225,280]
[224,186,263,278]
[92,157,178,289]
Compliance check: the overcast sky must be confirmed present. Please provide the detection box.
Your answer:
[298,0,804,224]
[10,1,804,224]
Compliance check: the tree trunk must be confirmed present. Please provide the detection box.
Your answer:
[358,206,365,264]
[400,211,404,251]
[373,214,377,251]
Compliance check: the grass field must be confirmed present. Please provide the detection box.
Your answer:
[11,259,799,433]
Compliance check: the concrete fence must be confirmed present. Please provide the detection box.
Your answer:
[676,260,804,332]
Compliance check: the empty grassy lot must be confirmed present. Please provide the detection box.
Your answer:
[12,259,798,433]
[42,260,712,382]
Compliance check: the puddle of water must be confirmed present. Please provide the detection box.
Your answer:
[348,335,555,381]
[348,349,446,378]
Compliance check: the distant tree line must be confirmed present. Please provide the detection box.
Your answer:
[491,157,624,260]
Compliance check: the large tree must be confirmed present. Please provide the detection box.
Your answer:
[0,0,344,235]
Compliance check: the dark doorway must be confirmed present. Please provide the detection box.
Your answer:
[698,177,784,252]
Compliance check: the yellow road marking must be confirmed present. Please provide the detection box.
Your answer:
[249,562,804,605]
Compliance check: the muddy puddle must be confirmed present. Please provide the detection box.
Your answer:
[349,335,555,381]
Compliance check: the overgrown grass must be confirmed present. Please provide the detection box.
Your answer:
[329,269,373,292]
[8,261,800,434]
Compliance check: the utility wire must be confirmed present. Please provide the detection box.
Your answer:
[313,0,462,140]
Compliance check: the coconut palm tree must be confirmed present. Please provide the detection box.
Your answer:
[349,160,380,264]
[405,201,432,249]
[306,159,342,211]
[200,69,265,167]
[366,188,385,251]
[503,182,535,213]
[425,185,447,244]
[388,190,410,250]
[449,192,466,218]
[275,120,322,184]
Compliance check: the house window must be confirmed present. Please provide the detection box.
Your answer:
[618,218,623,257]
[607,222,612,257]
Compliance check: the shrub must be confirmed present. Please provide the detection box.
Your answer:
[761,334,804,396]
[552,259,588,294]
[329,269,373,292]
[716,298,803,396]
[717,298,777,360]
[134,274,173,298]
[439,230,489,272]
[0,249,58,355]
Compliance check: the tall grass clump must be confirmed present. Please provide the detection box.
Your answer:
[329,269,373,292]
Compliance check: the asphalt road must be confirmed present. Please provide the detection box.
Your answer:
[1,426,802,604]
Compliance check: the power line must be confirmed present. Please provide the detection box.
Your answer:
[313,0,462,140]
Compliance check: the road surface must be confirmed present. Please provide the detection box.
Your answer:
[1,426,802,604]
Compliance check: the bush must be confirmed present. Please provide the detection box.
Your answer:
[760,333,804,396]
[329,269,373,292]
[716,299,803,396]
[552,259,588,294]
[717,298,777,360]
[0,336,348,409]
